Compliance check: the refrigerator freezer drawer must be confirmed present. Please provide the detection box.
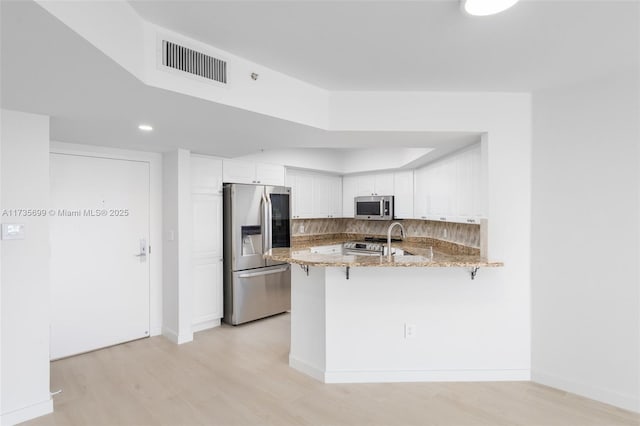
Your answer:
[226,265,291,325]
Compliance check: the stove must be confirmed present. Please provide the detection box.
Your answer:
[343,241,384,256]
[342,237,403,256]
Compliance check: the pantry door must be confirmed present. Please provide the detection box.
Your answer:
[50,153,150,359]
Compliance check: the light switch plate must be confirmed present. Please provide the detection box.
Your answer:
[1,223,25,240]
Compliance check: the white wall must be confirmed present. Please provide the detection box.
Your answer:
[531,68,640,412]
[162,149,193,344]
[0,110,53,424]
[328,91,533,375]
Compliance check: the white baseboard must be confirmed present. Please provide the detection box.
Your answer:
[290,355,530,384]
[150,324,162,337]
[289,356,326,382]
[161,327,193,345]
[1,398,53,426]
[192,318,221,333]
[532,370,640,413]
[323,368,530,384]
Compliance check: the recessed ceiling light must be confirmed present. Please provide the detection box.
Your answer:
[461,0,520,16]
[138,124,153,131]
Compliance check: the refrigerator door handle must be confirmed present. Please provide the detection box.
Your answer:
[265,194,273,252]
[261,193,270,254]
[238,265,289,278]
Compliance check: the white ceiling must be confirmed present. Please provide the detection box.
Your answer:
[0,1,478,159]
[128,0,638,91]
[1,1,636,162]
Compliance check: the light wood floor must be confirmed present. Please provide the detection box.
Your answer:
[25,314,639,426]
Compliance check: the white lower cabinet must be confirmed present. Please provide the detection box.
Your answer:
[191,155,223,331]
[310,244,343,254]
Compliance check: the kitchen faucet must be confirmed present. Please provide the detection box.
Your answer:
[387,222,406,261]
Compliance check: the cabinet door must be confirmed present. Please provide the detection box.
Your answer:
[430,161,454,219]
[374,172,394,196]
[295,173,315,219]
[328,175,342,218]
[356,174,376,196]
[222,159,255,184]
[192,155,224,328]
[313,175,331,218]
[286,170,299,218]
[192,156,223,193]
[471,145,485,218]
[455,149,474,218]
[342,175,357,217]
[393,170,413,219]
[192,193,223,327]
[256,163,285,186]
[413,166,429,219]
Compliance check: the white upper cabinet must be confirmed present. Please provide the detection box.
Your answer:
[256,163,286,186]
[413,144,484,223]
[393,170,414,219]
[328,175,342,218]
[373,172,394,196]
[342,175,357,218]
[353,172,394,196]
[222,159,285,186]
[287,169,342,219]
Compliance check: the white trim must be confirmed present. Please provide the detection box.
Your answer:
[192,318,221,333]
[289,356,326,382]
[533,370,640,414]
[161,326,193,345]
[290,355,529,384]
[1,398,53,426]
[49,142,163,339]
[324,369,530,384]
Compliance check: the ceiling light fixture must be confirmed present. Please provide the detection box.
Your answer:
[461,0,520,16]
[138,124,153,131]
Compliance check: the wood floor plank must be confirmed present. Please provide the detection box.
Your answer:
[22,314,640,426]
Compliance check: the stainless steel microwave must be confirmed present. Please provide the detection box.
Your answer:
[354,195,394,220]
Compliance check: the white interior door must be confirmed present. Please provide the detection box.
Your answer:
[50,153,150,359]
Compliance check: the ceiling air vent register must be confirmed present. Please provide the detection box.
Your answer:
[161,40,227,84]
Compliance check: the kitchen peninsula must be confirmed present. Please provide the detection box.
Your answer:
[263,233,507,384]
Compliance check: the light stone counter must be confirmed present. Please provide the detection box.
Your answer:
[264,240,503,268]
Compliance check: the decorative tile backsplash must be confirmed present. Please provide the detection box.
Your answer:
[291,218,480,248]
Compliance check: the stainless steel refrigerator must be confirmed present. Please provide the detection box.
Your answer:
[222,183,291,325]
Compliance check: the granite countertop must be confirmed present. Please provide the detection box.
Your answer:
[264,236,503,268]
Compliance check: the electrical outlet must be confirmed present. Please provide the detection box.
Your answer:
[298,224,305,234]
[404,323,417,339]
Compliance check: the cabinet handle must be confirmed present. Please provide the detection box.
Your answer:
[421,216,427,219]
[257,180,261,183]
[440,217,446,221]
